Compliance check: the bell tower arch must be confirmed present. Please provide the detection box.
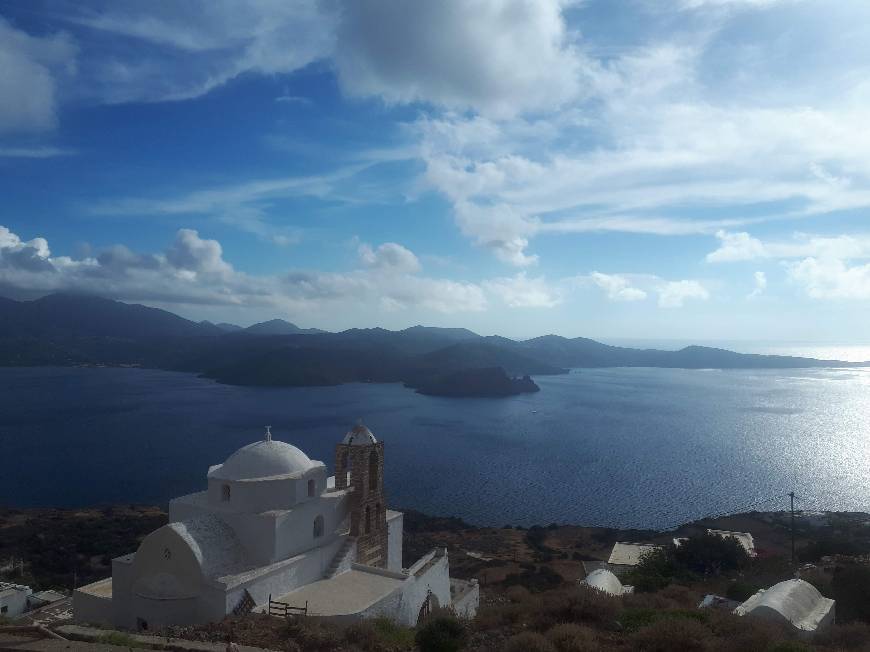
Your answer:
[335,422,387,567]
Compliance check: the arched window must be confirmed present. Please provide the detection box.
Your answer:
[368,451,378,490]
[313,515,324,538]
[221,484,231,502]
[307,478,316,497]
[364,506,371,534]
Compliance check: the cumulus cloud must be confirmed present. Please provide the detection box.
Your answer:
[657,280,710,308]
[483,272,561,308]
[706,231,768,263]
[358,242,421,274]
[786,258,870,300]
[333,0,588,117]
[0,226,488,315]
[0,18,76,135]
[589,272,648,302]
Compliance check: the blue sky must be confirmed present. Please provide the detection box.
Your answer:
[2,0,870,340]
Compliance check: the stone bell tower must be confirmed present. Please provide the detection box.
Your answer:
[335,422,387,567]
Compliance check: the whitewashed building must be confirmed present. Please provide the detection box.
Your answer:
[707,529,757,557]
[580,569,633,596]
[0,582,32,619]
[607,543,663,567]
[74,425,478,630]
[734,579,835,636]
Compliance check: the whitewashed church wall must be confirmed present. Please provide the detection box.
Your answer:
[224,536,344,610]
[387,512,403,572]
[397,553,452,626]
[273,493,348,561]
[72,588,113,627]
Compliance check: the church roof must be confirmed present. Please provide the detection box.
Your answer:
[734,579,835,632]
[581,569,628,596]
[209,433,316,481]
[342,423,377,446]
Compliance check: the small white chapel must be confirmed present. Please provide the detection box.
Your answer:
[73,423,478,629]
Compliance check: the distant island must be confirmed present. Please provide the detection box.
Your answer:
[412,367,540,397]
[0,293,865,397]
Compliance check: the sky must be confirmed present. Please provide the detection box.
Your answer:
[2,0,870,340]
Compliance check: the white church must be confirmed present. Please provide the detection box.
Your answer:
[73,424,478,629]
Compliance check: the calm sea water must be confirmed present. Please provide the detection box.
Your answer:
[2,365,869,529]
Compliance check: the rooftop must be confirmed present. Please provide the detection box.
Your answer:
[607,542,663,566]
[208,432,319,481]
[266,568,403,616]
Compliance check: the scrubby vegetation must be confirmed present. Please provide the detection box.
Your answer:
[0,506,166,590]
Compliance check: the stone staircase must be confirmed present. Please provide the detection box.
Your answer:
[325,536,356,579]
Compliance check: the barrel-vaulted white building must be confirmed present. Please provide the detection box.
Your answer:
[74,424,478,630]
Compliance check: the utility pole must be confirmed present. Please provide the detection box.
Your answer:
[789,491,796,567]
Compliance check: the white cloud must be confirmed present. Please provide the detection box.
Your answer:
[358,242,421,274]
[334,0,589,117]
[748,271,767,299]
[707,231,870,263]
[0,18,76,135]
[589,272,647,302]
[706,231,768,262]
[483,272,561,308]
[0,225,488,315]
[657,280,710,308]
[786,257,870,300]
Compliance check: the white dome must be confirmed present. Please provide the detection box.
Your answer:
[342,423,377,446]
[208,439,315,480]
[581,569,627,596]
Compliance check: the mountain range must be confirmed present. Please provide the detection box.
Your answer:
[0,293,863,396]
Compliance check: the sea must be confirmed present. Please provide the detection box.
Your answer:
[2,342,869,530]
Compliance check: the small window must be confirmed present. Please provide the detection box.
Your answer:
[313,515,324,538]
[307,478,316,497]
[365,505,371,534]
[221,484,231,502]
[1,605,8,614]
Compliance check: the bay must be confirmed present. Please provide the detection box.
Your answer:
[1,366,868,529]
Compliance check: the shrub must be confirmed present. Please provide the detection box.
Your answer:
[625,548,680,592]
[725,580,761,602]
[630,618,711,652]
[798,536,865,563]
[766,643,813,652]
[505,585,533,603]
[415,614,466,652]
[283,619,344,651]
[673,532,748,575]
[474,602,529,631]
[371,617,415,649]
[532,585,622,630]
[343,618,414,651]
[503,564,563,592]
[705,609,792,652]
[545,622,596,652]
[659,584,699,608]
[815,621,870,649]
[832,564,870,623]
[619,607,708,634]
[504,631,556,652]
